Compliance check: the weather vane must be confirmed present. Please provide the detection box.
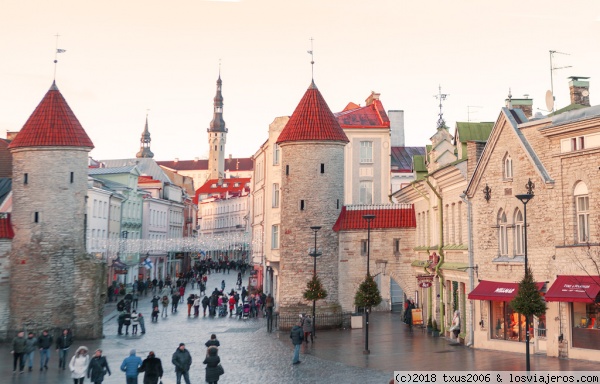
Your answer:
[53,33,67,81]
[434,85,449,129]
[307,37,315,80]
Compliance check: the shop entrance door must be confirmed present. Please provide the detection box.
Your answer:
[534,315,547,353]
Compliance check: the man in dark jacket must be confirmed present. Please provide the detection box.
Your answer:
[55,328,72,370]
[139,351,163,384]
[290,321,304,365]
[87,349,111,384]
[171,343,192,384]
[38,329,53,371]
[11,331,27,373]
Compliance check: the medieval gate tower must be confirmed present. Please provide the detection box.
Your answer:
[276,81,349,315]
[7,82,105,339]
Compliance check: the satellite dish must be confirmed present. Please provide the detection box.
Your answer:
[545,90,555,111]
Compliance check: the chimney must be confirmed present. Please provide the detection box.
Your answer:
[388,110,405,147]
[6,131,19,141]
[174,158,179,163]
[507,95,533,119]
[569,76,590,106]
[194,157,199,162]
[365,91,380,106]
[229,154,233,160]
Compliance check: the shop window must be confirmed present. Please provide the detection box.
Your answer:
[490,301,531,342]
[572,301,600,350]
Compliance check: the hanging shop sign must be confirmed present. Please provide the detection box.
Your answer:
[417,274,435,288]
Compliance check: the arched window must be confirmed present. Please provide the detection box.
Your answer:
[514,209,524,256]
[575,182,590,243]
[498,210,508,256]
[503,153,513,179]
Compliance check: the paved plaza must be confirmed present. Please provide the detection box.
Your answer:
[2,271,599,384]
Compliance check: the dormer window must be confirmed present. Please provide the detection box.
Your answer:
[503,154,513,180]
[234,183,239,187]
[211,184,217,189]
[223,183,228,187]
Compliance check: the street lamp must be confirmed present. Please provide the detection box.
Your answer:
[515,191,533,372]
[362,214,376,355]
[309,226,322,339]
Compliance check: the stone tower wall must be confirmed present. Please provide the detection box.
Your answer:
[8,147,104,339]
[279,141,345,315]
[208,131,226,179]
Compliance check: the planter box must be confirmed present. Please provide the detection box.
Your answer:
[351,315,363,329]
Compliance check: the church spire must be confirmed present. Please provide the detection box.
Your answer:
[136,113,154,158]
[209,75,227,133]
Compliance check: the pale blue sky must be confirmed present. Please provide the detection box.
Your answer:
[1,0,599,160]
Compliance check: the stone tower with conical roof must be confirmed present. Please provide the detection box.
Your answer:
[136,115,154,158]
[208,75,227,179]
[7,81,105,339]
[276,81,349,316]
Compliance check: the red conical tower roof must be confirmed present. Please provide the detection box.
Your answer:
[9,82,94,150]
[276,81,349,144]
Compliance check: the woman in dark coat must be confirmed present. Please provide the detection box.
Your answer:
[202,346,222,384]
[87,349,111,384]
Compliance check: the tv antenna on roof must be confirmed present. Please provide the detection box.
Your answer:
[548,50,572,112]
[467,106,482,122]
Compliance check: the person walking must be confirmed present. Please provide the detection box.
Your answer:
[171,343,192,384]
[138,312,146,334]
[450,310,461,342]
[204,334,220,348]
[123,311,132,335]
[201,295,209,317]
[56,328,73,371]
[171,291,180,313]
[120,349,142,384]
[132,291,139,310]
[139,351,163,384]
[161,295,170,318]
[290,321,304,365]
[203,346,223,384]
[302,314,313,344]
[11,330,27,373]
[265,294,274,333]
[151,306,160,322]
[69,346,89,384]
[87,349,111,384]
[193,295,201,317]
[187,294,195,317]
[131,311,139,335]
[24,331,38,372]
[38,329,53,371]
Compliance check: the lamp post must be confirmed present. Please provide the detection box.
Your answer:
[309,226,322,339]
[362,214,376,355]
[515,192,533,372]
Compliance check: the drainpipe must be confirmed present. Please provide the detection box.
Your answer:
[425,177,445,333]
[460,192,474,347]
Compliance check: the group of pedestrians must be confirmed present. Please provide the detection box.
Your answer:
[11,328,73,374]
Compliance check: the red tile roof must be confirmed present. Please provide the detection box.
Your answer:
[0,214,14,239]
[138,175,161,184]
[9,82,94,150]
[333,205,416,231]
[276,81,349,144]
[335,99,390,129]
[194,177,251,204]
[157,157,253,172]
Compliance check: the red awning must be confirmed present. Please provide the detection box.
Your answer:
[468,280,544,301]
[545,275,600,303]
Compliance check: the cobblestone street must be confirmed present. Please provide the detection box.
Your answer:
[2,270,599,384]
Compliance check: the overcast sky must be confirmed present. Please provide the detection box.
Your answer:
[2,0,600,161]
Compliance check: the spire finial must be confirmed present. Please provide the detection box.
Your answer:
[53,33,66,81]
[507,87,513,108]
[307,37,315,81]
[434,85,449,129]
[218,58,221,79]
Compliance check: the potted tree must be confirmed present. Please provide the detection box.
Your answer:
[354,274,382,329]
[432,319,440,337]
[303,275,328,331]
